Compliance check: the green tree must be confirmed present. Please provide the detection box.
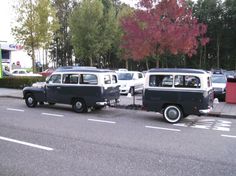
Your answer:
[70,0,121,66]
[50,0,76,67]
[12,0,59,72]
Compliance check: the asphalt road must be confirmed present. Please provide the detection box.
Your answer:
[0,97,236,176]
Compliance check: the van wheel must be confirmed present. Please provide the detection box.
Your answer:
[25,93,37,108]
[48,102,55,105]
[72,99,87,113]
[163,105,183,123]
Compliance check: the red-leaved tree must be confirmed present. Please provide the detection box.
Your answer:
[120,0,209,68]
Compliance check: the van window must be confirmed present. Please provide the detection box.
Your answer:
[80,74,98,85]
[62,74,79,84]
[104,75,111,84]
[174,75,200,88]
[49,74,61,84]
[149,75,173,87]
[112,75,118,84]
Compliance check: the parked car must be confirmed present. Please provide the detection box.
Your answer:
[11,69,42,77]
[39,68,55,77]
[143,68,214,123]
[3,70,13,77]
[212,74,227,101]
[23,67,120,112]
[117,70,144,95]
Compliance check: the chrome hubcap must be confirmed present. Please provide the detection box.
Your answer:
[75,101,82,109]
[28,97,33,104]
[167,108,178,119]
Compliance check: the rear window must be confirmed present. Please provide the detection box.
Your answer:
[62,74,79,84]
[149,75,173,87]
[80,74,98,85]
[174,75,201,88]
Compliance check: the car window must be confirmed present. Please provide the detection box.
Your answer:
[104,75,111,84]
[138,73,143,79]
[48,74,61,84]
[112,75,118,84]
[12,71,18,74]
[174,75,201,88]
[19,71,25,74]
[62,74,79,84]
[80,74,98,85]
[149,75,173,87]
[118,73,133,80]
[212,75,227,83]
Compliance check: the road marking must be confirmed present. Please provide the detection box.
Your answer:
[7,108,24,112]
[0,136,53,151]
[221,134,236,138]
[88,119,116,124]
[42,113,64,117]
[145,126,181,132]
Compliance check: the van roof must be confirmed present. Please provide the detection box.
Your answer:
[55,67,114,73]
[148,68,208,74]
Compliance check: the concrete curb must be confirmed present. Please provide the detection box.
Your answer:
[0,95,23,99]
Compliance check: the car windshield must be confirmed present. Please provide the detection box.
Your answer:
[212,75,227,83]
[118,73,133,80]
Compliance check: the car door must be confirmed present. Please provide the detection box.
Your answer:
[46,74,62,103]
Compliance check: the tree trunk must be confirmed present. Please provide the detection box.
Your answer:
[89,57,93,66]
[32,48,36,73]
[217,35,220,69]
[199,46,202,69]
[203,45,206,69]
[145,59,149,70]
[125,60,128,69]
[156,59,160,68]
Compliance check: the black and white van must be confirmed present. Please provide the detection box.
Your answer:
[143,68,214,123]
[23,67,120,112]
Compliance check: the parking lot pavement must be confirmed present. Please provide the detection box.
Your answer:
[1,97,236,176]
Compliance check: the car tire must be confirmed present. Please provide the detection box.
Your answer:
[25,93,37,108]
[72,99,87,113]
[163,105,183,123]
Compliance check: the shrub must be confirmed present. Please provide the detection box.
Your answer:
[0,77,45,89]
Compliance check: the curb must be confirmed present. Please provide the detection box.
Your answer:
[0,95,23,99]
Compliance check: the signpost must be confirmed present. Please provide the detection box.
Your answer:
[0,45,2,78]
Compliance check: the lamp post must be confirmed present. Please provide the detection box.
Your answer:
[0,44,2,78]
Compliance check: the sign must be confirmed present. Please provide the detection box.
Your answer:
[0,47,2,78]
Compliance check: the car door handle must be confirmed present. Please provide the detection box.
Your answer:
[56,87,61,89]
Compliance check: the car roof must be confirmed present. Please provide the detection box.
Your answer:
[148,68,208,74]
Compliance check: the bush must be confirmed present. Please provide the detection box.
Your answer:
[0,77,45,89]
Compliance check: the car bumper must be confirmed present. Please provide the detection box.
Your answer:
[199,106,213,114]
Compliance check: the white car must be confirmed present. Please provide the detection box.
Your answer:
[11,69,42,77]
[117,71,144,95]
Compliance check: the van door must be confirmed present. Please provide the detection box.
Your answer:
[103,74,120,103]
[46,74,62,103]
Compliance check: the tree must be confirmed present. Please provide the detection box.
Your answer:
[12,0,39,72]
[50,0,76,67]
[12,0,59,72]
[120,0,209,68]
[36,0,59,69]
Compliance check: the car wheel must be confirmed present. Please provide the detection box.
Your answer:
[72,99,87,113]
[25,93,37,108]
[48,102,56,105]
[163,105,183,123]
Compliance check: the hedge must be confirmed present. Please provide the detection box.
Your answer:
[0,77,46,89]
